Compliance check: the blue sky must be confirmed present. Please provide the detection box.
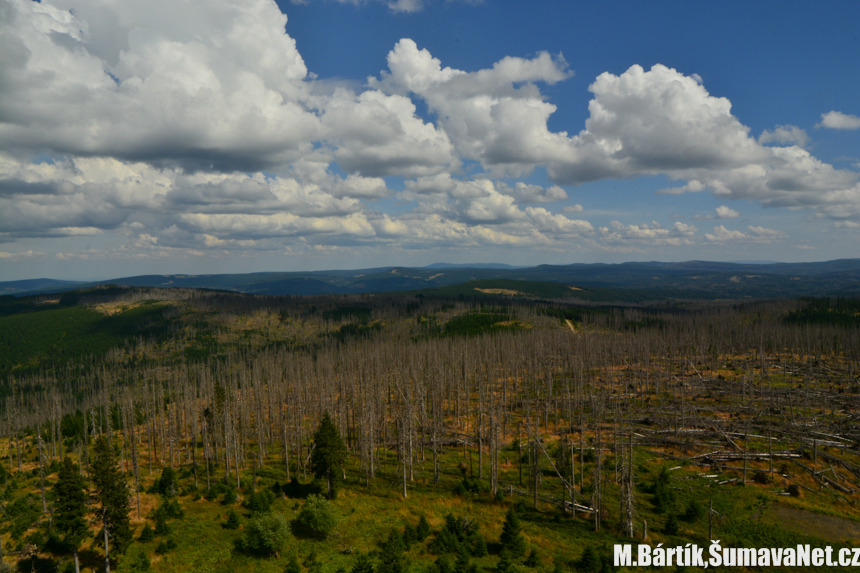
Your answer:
[1,0,858,280]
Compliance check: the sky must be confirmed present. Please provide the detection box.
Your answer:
[1,0,859,281]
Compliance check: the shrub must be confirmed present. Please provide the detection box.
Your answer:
[285,555,302,573]
[151,468,177,497]
[431,555,453,573]
[381,529,404,555]
[650,476,675,514]
[305,548,324,573]
[497,551,514,573]
[224,510,240,530]
[138,523,155,542]
[472,535,488,557]
[787,484,801,497]
[416,515,431,541]
[157,499,184,519]
[350,553,375,573]
[239,513,290,557]
[122,548,151,572]
[681,499,703,522]
[155,538,177,555]
[222,488,237,505]
[578,546,600,573]
[459,478,490,495]
[453,549,470,573]
[246,490,276,513]
[430,514,485,557]
[293,494,338,539]
[753,471,769,485]
[524,549,540,568]
[284,478,323,499]
[154,513,170,536]
[431,526,461,555]
[663,514,679,536]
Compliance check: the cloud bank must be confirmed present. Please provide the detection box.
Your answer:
[1,0,857,267]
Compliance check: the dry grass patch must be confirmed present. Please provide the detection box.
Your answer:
[474,288,522,295]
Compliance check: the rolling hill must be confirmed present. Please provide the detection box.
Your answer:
[3,259,860,299]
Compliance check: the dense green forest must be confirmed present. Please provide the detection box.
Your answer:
[0,300,170,381]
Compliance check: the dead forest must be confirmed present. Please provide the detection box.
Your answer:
[2,287,860,570]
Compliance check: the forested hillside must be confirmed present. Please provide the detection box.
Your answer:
[5,258,860,298]
[1,286,859,572]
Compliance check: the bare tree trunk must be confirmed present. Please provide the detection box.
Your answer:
[518,422,523,486]
[621,431,635,537]
[37,422,47,513]
[103,508,111,573]
[594,405,602,531]
[532,441,538,510]
[570,434,576,518]
[203,422,211,493]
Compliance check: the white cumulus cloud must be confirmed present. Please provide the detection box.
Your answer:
[759,125,810,147]
[369,38,573,176]
[704,225,787,244]
[598,220,697,250]
[496,182,567,204]
[320,88,456,177]
[292,0,482,13]
[544,65,860,221]
[715,205,740,219]
[817,111,860,130]
[1,0,857,266]
[0,0,319,171]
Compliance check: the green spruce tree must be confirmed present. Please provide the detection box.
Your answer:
[351,553,375,573]
[285,555,302,573]
[663,513,679,535]
[498,508,525,558]
[578,546,600,573]
[497,551,513,573]
[432,555,453,573]
[91,436,131,573]
[138,523,155,542]
[311,411,347,498]
[416,515,431,541]
[453,548,471,573]
[377,529,405,573]
[154,511,170,536]
[54,458,88,573]
[224,509,240,530]
[524,549,539,568]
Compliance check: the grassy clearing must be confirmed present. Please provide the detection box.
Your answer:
[6,435,857,573]
[2,424,859,573]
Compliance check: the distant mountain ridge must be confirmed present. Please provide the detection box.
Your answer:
[3,259,860,299]
[423,262,525,269]
[0,278,85,295]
